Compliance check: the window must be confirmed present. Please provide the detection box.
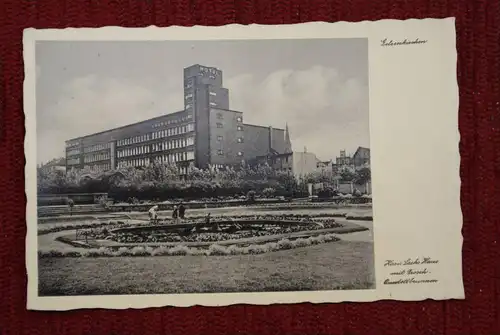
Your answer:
[217,135,223,142]
[209,91,217,96]
[236,116,242,122]
[187,123,194,132]
[237,137,244,143]
[216,123,223,128]
[217,150,224,156]
[237,126,243,131]
[187,137,194,146]
[237,151,243,156]
[210,102,217,106]
[186,151,195,160]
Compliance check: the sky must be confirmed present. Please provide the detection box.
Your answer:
[35,38,369,164]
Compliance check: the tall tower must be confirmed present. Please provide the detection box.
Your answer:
[183,64,229,168]
[284,123,293,153]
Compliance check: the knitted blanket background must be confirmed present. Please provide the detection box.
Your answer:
[1,0,499,334]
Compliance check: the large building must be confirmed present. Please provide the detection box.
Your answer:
[65,64,292,173]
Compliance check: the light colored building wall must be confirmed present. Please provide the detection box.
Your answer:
[292,152,319,179]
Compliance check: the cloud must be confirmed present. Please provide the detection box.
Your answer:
[37,75,182,164]
[227,65,369,160]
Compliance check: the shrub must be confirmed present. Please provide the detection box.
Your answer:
[207,244,229,256]
[292,238,310,248]
[168,245,190,256]
[277,239,293,250]
[130,246,149,256]
[262,187,276,198]
[81,248,102,257]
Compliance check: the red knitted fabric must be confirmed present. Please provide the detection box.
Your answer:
[1,0,499,334]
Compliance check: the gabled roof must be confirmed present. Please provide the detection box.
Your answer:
[353,146,370,157]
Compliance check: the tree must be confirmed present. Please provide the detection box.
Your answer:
[354,168,371,185]
[340,169,356,183]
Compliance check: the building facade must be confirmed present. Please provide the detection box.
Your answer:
[251,151,319,181]
[352,146,370,170]
[65,64,292,173]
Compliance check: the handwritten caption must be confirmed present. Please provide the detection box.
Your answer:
[383,257,439,285]
[381,38,428,47]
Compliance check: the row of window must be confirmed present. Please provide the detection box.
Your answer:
[158,151,195,163]
[117,137,196,158]
[84,152,110,163]
[216,123,244,131]
[153,137,195,152]
[152,123,195,140]
[66,149,81,156]
[66,141,80,148]
[67,158,80,165]
[151,115,192,129]
[117,151,195,169]
[215,113,243,123]
[117,124,195,147]
[118,145,150,158]
[83,143,110,153]
[215,135,244,143]
[83,163,111,172]
[117,158,151,168]
[217,150,244,157]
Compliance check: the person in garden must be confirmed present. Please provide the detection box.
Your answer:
[178,203,186,220]
[148,205,159,224]
[172,205,179,224]
[67,198,74,216]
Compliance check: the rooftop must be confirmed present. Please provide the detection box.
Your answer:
[66,110,185,142]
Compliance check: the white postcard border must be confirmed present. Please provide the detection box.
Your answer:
[24,18,463,310]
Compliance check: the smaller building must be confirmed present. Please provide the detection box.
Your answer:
[40,157,66,173]
[317,160,334,173]
[251,151,320,181]
[332,149,353,174]
[353,147,370,170]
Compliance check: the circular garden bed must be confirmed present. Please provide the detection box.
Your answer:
[39,214,370,258]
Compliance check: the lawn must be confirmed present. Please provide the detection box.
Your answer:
[38,240,375,296]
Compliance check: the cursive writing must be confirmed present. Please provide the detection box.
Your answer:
[383,257,439,286]
[381,38,428,47]
[384,257,439,267]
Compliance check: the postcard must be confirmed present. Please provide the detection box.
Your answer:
[24,18,463,310]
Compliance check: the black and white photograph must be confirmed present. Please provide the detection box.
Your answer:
[25,20,464,309]
[34,37,374,296]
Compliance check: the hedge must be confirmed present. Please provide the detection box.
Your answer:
[38,233,341,258]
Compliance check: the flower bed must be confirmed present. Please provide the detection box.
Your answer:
[39,233,341,258]
[106,219,341,244]
[37,213,353,235]
[37,220,138,236]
